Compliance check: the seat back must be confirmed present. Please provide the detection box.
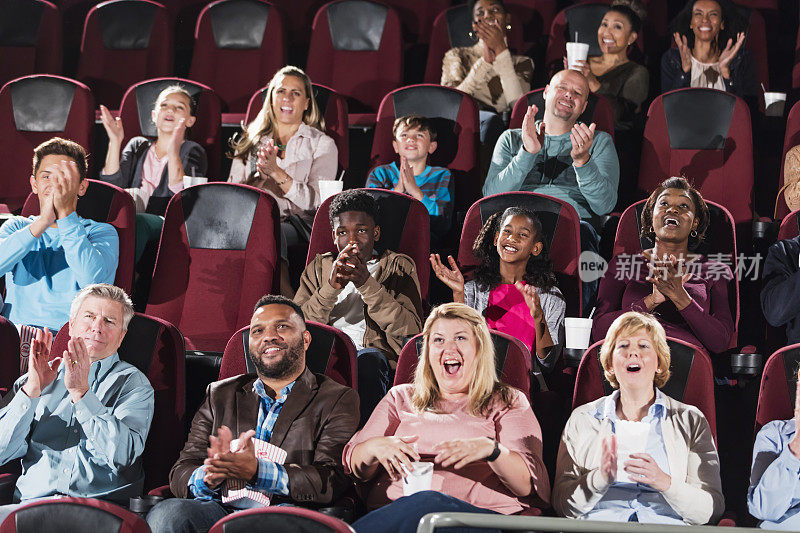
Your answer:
[0,317,20,396]
[0,0,61,87]
[458,192,582,317]
[208,506,355,533]
[77,0,172,106]
[218,322,357,389]
[755,344,800,435]
[509,88,615,140]
[189,0,286,113]
[638,88,753,228]
[777,100,800,219]
[306,0,403,114]
[778,209,800,241]
[22,179,136,294]
[573,337,717,439]
[393,329,532,397]
[378,0,449,45]
[611,198,740,347]
[118,77,222,179]
[51,313,186,491]
[306,188,430,301]
[145,183,281,352]
[0,497,150,533]
[369,84,479,216]
[546,2,644,78]
[0,75,94,212]
[424,4,525,84]
[244,84,349,171]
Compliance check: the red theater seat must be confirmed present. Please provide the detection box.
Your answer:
[306,0,403,125]
[459,192,583,318]
[0,317,20,396]
[189,0,286,113]
[306,188,430,301]
[118,77,222,180]
[21,179,136,294]
[0,497,149,533]
[0,0,61,87]
[394,329,532,397]
[369,84,479,218]
[0,75,94,212]
[755,344,800,436]
[573,336,717,439]
[209,506,354,533]
[776,101,800,220]
[219,322,357,388]
[638,88,753,235]
[76,0,172,107]
[50,313,186,491]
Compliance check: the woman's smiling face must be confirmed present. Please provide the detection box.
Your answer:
[428,318,479,397]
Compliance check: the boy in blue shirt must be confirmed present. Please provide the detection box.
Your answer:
[366,114,453,240]
[0,138,119,331]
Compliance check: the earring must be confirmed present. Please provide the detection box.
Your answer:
[656,368,662,373]
[505,24,511,30]
[690,230,698,237]
[468,30,476,39]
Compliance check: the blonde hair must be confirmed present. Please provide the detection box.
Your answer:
[599,311,671,389]
[411,303,515,416]
[229,66,325,161]
[152,84,196,118]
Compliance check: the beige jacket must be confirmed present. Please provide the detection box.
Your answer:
[553,393,724,525]
[294,250,423,364]
[441,43,533,113]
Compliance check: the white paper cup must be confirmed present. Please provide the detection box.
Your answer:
[319,180,344,203]
[764,92,787,117]
[402,461,433,496]
[183,176,208,188]
[564,317,593,350]
[614,420,649,483]
[566,42,590,71]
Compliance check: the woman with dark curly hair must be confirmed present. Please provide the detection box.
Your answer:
[430,206,565,371]
[592,177,734,355]
[661,0,758,103]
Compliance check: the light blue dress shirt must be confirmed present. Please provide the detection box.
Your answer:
[0,353,154,503]
[748,419,800,529]
[584,389,685,524]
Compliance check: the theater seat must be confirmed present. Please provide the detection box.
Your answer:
[244,84,349,172]
[755,344,800,435]
[0,0,61,87]
[638,88,753,236]
[459,192,583,318]
[369,84,479,220]
[306,0,403,125]
[0,317,20,396]
[509,88,615,140]
[21,179,136,294]
[306,188,430,301]
[76,0,172,107]
[208,506,355,533]
[189,0,286,113]
[778,209,800,241]
[118,77,222,180]
[50,313,186,491]
[394,329,532,397]
[776,100,800,220]
[574,336,717,439]
[218,322,357,388]
[0,497,150,532]
[0,75,94,212]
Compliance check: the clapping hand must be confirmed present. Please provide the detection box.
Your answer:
[430,254,465,298]
[99,105,124,146]
[21,328,57,399]
[514,281,544,322]
[645,252,692,309]
[256,139,280,179]
[719,32,746,78]
[521,105,545,154]
[50,160,82,220]
[569,122,595,167]
[600,434,617,485]
[64,337,91,402]
[204,428,258,485]
[673,32,693,73]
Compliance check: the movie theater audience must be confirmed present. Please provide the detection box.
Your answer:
[553,311,724,524]
[344,303,550,533]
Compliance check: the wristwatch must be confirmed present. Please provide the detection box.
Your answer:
[485,438,501,462]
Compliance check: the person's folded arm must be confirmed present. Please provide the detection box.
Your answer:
[170,383,217,498]
[58,212,119,287]
[0,382,41,465]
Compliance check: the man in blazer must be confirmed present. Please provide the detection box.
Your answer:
[147,295,360,533]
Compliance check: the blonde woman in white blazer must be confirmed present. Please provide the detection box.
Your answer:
[553,311,724,525]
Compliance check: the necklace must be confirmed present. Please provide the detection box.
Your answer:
[276,143,287,151]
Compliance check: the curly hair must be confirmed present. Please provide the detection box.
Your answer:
[472,207,558,292]
[640,176,710,250]
[670,0,748,52]
[608,0,647,34]
[328,189,379,226]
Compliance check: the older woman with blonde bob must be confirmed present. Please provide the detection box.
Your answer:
[553,311,723,524]
[344,302,550,533]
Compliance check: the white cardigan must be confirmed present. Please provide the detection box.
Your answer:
[552,393,724,525]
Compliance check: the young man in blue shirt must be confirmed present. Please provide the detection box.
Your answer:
[0,137,119,331]
[366,114,453,240]
[0,284,154,516]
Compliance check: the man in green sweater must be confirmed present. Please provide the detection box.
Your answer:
[482,69,619,310]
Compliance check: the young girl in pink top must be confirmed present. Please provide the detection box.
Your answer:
[430,207,565,372]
